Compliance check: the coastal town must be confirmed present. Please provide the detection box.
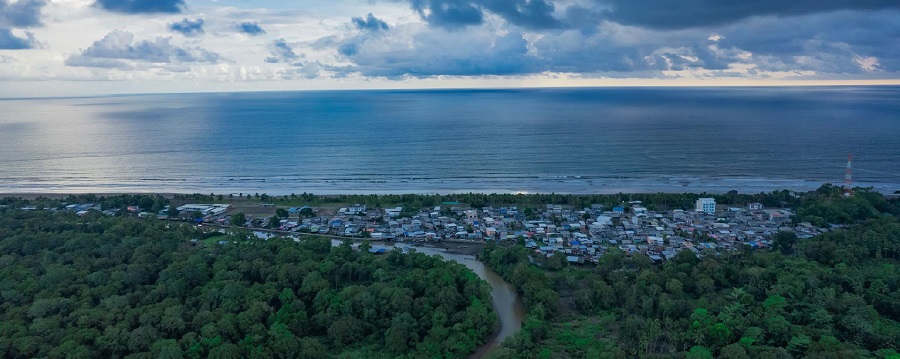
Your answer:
[47,196,834,264]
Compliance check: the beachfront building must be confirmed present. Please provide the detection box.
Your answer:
[176,204,231,216]
[695,198,716,214]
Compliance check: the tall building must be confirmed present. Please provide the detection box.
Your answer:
[695,198,716,213]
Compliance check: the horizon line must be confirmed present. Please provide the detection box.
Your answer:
[2,79,900,100]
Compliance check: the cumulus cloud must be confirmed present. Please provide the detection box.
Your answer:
[409,0,561,29]
[0,28,37,49]
[331,23,534,77]
[237,22,265,35]
[317,7,900,80]
[259,38,325,79]
[351,13,389,32]
[0,0,45,28]
[95,0,185,14]
[66,30,220,69]
[3,0,900,91]
[265,38,299,64]
[708,10,900,74]
[169,18,204,36]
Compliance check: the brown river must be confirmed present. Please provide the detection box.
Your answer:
[325,239,526,358]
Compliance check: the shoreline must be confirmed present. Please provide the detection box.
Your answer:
[4,190,898,201]
[1,177,898,198]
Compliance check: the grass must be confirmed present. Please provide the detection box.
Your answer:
[203,235,228,246]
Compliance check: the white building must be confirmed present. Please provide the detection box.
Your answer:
[695,198,716,213]
[342,204,367,215]
[176,204,231,216]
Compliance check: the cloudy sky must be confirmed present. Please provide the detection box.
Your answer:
[1,0,899,97]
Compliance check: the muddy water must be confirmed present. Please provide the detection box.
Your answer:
[410,247,526,357]
[327,239,525,358]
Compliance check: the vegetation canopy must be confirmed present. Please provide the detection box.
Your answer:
[482,188,900,359]
[0,209,495,359]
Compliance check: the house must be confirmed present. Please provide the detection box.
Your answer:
[748,203,763,210]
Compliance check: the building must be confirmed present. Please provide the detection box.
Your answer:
[695,198,716,214]
[176,204,231,216]
[748,203,763,210]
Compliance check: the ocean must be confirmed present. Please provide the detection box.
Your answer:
[1,87,898,195]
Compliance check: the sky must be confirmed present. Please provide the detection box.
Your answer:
[1,0,899,97]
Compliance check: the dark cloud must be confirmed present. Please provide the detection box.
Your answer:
[0,0,45,28]
[592,0,900,30]
[169,18,204,36]
[237,22,265,35]
[265,39,299,64]
[321,5,900,80]
[0,28,37,49]
[710,11,900,74]
[351,13,389,31]
[66,30,220,68]
[410,0,482,28]
[95,0,184,14]
[409,0,561,29]
[404,0,900,32]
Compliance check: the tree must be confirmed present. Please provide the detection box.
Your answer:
[231,213,246,227]
[686,346,714,359]
[720,343,750,359]
[207,343,241,359]
[151,339,183,359]
[276,208,288,218]
[772,231,797,255]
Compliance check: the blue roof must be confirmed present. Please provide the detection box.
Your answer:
[613,206,625,212]
[566,256,580,262]
[570,240,581,246]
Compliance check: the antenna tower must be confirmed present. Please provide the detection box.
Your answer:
[843,154,853,197]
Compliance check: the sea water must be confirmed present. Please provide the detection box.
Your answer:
[1,87,898,194]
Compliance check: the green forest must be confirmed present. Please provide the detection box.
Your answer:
[2,187,898,358]
[481,189,900,359]
[0,209,495,358]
